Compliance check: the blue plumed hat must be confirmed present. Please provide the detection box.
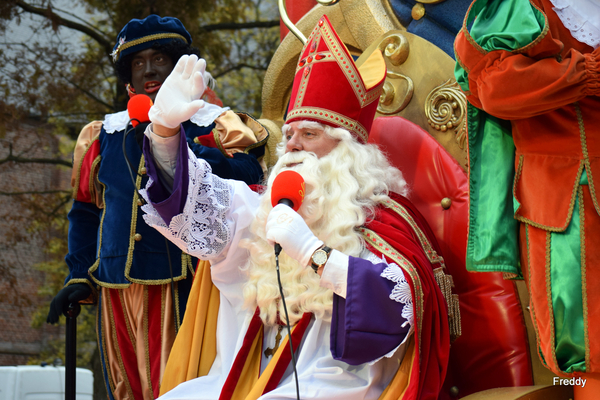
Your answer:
[111,15,192,62]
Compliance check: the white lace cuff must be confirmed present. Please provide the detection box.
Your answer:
[363,258,414,365]
[141,150,234,259]
[550,0,600,49]
[380,261,414,329]
[102,103,230,134]
[190,104,230,127]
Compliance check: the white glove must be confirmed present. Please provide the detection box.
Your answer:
[266,204,324,267]
[149,54,207,128]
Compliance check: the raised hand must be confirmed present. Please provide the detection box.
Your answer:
[149,54,208,129]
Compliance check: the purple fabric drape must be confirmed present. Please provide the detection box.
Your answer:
[142,126,190,225]
[331,256,410,365]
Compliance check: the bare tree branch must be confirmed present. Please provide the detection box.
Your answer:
[14,0,113,57]
[99,0,116,27]
[46,5,107,37]
[0,156,71,167]
[48,194,74,217]
[15,1,279,44]
[213,63,268,79]
[200,20,280,32]
[55,70,114,111]
[0,144,71,167]
[0,190,70,196]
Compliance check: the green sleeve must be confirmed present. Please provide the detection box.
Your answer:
[453,0,545,276]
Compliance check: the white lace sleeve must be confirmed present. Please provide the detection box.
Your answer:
[140,149,233,259]
[550,0,600,49]
[360,255,414,365]
[380,261,414,329]
[189,103,230,127]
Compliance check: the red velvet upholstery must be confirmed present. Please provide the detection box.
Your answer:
[369,116,534,398]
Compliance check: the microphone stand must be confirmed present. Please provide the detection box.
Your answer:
[64,302,80,400]
[273,201,301,400]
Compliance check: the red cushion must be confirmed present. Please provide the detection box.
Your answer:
[369,116,533,398]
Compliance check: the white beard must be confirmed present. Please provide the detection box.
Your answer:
[240,131,406,326]
[241,149,367,326]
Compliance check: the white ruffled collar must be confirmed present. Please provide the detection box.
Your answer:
[103,103,230,134]
[103,110,130,133]
[550,0,600,49]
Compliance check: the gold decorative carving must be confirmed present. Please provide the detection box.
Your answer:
[379,33,410,66]
[372,33,414,115]
[378,71,414,115]
[354,29,467,168]
[262,1,467,168]
[411,3,426,20]
[425,80,467,149]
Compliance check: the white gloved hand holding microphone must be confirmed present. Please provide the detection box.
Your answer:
[265,204,324,268]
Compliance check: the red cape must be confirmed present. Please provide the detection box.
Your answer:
[364,192,451,400]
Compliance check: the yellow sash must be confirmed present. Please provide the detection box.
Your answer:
[160,260,415,399]
[378,336,415,399]
[159,260,220,395]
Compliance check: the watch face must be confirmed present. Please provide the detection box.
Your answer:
[312,249,328,266]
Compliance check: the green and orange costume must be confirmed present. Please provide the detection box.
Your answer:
[454,0,600,376]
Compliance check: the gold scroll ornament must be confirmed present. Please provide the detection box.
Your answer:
[425,80,467,150]
[357,30,467,168]
[266,0,466,169]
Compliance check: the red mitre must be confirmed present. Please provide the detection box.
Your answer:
[286,15,387,144]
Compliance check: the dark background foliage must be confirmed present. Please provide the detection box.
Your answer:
[0,1,280,396]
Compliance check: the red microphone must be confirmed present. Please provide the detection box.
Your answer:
[127,94,153,127]
[271,170,305,211]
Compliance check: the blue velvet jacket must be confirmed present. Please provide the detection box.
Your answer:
[388,0,471,58]
[65,110,268,288]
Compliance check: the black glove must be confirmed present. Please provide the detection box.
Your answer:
[46,283,92,324]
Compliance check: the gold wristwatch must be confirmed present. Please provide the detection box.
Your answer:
[311,245,332,273]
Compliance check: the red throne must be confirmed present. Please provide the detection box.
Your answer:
[369,116,533,398]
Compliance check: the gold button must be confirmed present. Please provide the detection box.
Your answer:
[137,199,143,206]
[411,3,425,20]
[441,197,452,210]
[134,233,142,241]
[140,167,147,175]
[449,386,459,398]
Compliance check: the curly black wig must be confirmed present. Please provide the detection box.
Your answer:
[114,39,202,85]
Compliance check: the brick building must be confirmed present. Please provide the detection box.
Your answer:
[0,117,69,365]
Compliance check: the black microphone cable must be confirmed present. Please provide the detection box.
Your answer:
[122,119,147,205]
[274,246,301,400]
[123,120,178,334]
